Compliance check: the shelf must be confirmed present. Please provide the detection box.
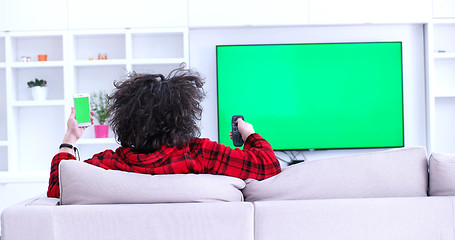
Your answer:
[11,100,66,107]
[435,95,455,98]
[10,34,64,62]
[433,98,455,153]
[73,33,126,61]
[131,32,185,59]
[434,52,455,59]
[11,61,64,68]
[78,138,117,145]
[131,58,187,65]
[433,24,455,54]
[73,59,127,67]
[73,58,186,67]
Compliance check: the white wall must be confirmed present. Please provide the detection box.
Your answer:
[189,24,427,160]
[0,182,48,213]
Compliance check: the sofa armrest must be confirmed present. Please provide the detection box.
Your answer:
[21,194,59,206]
[1,195,58,240]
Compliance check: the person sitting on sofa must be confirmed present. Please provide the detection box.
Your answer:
[47,65,282,198]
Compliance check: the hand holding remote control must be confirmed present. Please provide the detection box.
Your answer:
[232,115,244,147]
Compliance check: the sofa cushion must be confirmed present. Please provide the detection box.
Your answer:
[2,196,255,240]
[59,160,246,205]
[429,152,455,196]
[253,197,454,240]
[243,147,428,201]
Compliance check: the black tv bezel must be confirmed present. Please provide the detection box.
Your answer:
[215,41,405,151]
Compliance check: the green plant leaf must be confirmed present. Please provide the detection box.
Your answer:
[27,78,47,87]
[90,90,110,125]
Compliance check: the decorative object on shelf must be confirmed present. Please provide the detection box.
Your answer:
[98,53,107,60]
[94,125,109,138]
[91,91,110,138]
[27,78,48,101]
[38,54,47,61]
[21,56,31,62]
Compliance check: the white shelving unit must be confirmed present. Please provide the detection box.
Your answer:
[0,28,188,183]
[1,33,7,173]
[427,18,455,154]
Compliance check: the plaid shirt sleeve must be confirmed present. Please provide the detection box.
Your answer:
[47,152,77,198]
[200,133,281,180]
[47,133,281,198]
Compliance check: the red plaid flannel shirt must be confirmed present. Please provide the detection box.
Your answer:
[47,133,281,198]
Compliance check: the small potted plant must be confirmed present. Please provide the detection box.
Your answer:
[27,78,48,101]
[90,91,110,138]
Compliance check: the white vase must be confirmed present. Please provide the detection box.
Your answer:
[31,87,48,101]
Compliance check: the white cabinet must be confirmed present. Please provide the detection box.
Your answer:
[0,0,67,31]
[426,0,455,154]
[309,0,431,24]
[427,19,455,154]
[0,1,7,31]
[0,28,188,182]
[188,0,309,27]
[67,0,188,29]
[1,0,187,31]
[433,0,455,18]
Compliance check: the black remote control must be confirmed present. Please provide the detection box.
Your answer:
[232,115,244,147]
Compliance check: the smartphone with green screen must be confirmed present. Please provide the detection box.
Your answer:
[73,93,92,127]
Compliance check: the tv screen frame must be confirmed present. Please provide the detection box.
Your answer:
[216,42,404,151]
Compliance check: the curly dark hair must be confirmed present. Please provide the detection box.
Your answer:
[108,65,205,153]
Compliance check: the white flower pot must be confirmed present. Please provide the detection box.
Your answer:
[31,87,48,101]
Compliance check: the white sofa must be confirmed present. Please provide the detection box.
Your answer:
[3,146,455,240]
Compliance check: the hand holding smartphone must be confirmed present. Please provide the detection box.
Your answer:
[73,93,92,127]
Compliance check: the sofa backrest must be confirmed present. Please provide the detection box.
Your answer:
[243,146,428,201]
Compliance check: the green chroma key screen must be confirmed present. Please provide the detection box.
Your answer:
[74,96,91,124]
[216,42,404,150]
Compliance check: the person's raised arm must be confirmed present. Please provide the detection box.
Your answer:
[47,107,93,198]
[211,119,281,180]
[59,107,90,154]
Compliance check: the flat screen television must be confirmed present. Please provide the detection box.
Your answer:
[216,42,404,150]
